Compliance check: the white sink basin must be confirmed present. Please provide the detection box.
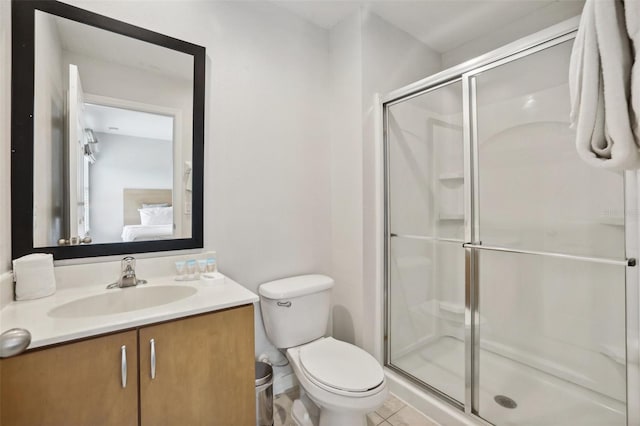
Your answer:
[48,285,198,318]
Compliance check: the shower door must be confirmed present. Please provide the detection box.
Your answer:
[467,38,627,425]
[384,26,634,425]
[386,80,466,406]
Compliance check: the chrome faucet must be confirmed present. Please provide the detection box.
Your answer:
[107,256,147,289]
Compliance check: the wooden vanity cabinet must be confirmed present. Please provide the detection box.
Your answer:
[139,305,255,426]
[0,304,255,426]
[0,330,138,426]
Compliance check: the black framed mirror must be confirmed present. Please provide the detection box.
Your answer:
[11,0,205,260]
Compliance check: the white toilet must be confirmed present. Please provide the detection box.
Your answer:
[259,274,388,426]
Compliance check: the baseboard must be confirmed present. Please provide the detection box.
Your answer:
[384,368,480,426]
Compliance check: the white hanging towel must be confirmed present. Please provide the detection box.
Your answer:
[569,0,640,170]
[13,253,56,301]
[185,161,193,192]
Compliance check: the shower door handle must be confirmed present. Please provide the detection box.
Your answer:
[462,242,635,267]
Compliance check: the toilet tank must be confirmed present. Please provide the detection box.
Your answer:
[259,275,334,349]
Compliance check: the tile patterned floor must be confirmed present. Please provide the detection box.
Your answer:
[274,389,440,426]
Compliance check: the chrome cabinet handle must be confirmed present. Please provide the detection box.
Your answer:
[150,338,156,380]
[121,345,127,388]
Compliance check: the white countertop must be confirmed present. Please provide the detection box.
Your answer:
[1,274,258,349]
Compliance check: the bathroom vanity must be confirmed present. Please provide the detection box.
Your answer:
[4,1,261,422]
[0,277,258,425]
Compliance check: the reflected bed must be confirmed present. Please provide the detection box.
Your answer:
[121,224,173,242]
[122,188,173,242]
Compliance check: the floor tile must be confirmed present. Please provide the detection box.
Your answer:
[387,405,439,426]
[274,391,296,426]
[275,389,440,426]
[367,411,385,425]
[376,394,406,419]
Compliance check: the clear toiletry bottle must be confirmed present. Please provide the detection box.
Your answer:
[197,259,207,277]
[207,256,217,273]
[186,259,197,280]
[175,261,186,281]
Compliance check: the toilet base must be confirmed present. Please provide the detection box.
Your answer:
[291,395,368,426]
[291,394,319,426]
[291,399,367,426]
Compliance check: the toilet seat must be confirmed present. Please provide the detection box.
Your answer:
[299,337,384,395]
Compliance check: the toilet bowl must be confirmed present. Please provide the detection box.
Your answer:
[287,337,388,426]
[259,275,388,426]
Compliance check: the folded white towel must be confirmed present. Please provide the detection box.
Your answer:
[570,0,640,170]
[13,253,56,301]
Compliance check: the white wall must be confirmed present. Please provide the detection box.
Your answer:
[328,11,363,346]
[89,132,173,243]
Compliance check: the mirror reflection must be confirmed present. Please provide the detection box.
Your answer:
[33,10,194,247]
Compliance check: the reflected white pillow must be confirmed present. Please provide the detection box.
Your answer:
[139,206,173,226]
[142,203,170,209]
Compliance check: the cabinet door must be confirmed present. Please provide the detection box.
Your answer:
[139,305,255,426]
[1,330,138,426]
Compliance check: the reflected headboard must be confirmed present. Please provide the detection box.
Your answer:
[123,188,173,225]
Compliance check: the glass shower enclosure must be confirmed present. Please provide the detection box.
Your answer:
[383,22,638,425]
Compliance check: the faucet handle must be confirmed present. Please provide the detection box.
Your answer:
[121,256,136,272]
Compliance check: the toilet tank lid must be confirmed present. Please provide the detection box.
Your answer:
[259,274,334,299]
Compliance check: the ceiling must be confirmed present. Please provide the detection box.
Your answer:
[84,103,173,142]
[271,0,585,53]
[45,11,194,81]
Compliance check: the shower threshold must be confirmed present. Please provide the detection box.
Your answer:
[392,336,625,425]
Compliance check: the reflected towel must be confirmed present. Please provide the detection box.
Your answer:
[185,160,192,192]
[569,0,640,169]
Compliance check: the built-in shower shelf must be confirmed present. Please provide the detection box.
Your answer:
[438,213,464,221]
[438,172,464,181]
[599,217,624,227]
[413,300,465,325]
[438,301,465,315]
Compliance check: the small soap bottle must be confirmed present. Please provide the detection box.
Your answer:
[175,261,186,281]
[197,259,207,277]
[186,259,197,280]
[207,256,217,273]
